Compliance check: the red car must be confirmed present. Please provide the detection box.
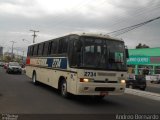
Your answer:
[3,63,8,69]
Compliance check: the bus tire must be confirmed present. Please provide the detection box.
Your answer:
[32,72,38,85]
[60,80,69,98]
[93,95,105,101]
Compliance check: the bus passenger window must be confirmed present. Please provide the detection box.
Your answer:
[43,42,49,56]
[51,40,58,54]
[38,43,43,56]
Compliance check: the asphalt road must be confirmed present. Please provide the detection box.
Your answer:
[0,67,160,116]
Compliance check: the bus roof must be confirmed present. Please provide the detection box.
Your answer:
[28,32,123,46]
[71,32,123,41]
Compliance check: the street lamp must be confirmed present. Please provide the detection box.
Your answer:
[10,41,16,60]
[22,39,30,43]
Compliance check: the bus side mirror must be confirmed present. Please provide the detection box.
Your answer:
[125,49,129,58]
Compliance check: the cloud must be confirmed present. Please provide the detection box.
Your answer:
[0,0,160,55]
[0,0,45,17]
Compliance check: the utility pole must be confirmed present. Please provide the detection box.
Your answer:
[22,50,24,62]
[10,41,16,60]
[22,51,24,56]
[30,30,39,43]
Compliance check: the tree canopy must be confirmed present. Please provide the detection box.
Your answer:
[136,43,150,49]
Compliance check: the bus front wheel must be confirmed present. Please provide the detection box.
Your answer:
[93,95,105,100]
[32,72,38,85]
[60,80,69,98]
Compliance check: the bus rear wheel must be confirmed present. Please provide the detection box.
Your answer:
[60,80,69,98]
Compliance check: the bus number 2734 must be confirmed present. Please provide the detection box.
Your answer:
[84,72,96,77]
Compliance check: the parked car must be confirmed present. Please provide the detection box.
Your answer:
[6,62,22,74]
[0,61,5,67]
[126,74,146,90]
[149,74,160,84]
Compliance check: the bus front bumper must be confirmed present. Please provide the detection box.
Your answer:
[76,83,125,96]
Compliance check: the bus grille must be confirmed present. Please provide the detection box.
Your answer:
[94,80,118,83]
[95,87,115,91]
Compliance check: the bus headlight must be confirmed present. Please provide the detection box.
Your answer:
[80,78,94,82]
[120,80,126,84]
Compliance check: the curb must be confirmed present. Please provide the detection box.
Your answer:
[125,88,160,101]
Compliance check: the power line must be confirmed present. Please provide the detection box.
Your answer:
[91,0,160,32]
[72,0,160,33]
[106,16,160,37]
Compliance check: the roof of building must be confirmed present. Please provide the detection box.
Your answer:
[129,47,160,56]
[128,47,160,66]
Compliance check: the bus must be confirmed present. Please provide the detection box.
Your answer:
[26,33,128,99]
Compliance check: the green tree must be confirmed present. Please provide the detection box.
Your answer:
[4,56,12,62]
[136,43,149,49]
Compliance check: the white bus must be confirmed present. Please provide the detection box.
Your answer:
[26,33,128,99]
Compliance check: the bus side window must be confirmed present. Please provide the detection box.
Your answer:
[62,38,68,53]
[37,44,39,56]
[33,44,38,56]
[58,39,62,54]
[38,43,43,56]
[68,39,75,66]
[43,42,49,56]
[69,40,81,67]
[42,43,45,55]
[51,40,58,54]
[48,41,52,55]
[50,41,53,55]
[31,46,34,56]
[57,38,68,54]
[27,47,30,56]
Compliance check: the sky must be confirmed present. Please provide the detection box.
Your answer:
[0,0,160,56]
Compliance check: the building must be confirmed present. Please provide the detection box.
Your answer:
[127,47,160,75]
[0,46,3,59]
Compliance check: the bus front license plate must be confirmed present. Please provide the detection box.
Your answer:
[100,92,108,96]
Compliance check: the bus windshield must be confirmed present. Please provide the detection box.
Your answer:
[80,37,126,71]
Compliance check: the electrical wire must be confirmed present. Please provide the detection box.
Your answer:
[106,16,160,36]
